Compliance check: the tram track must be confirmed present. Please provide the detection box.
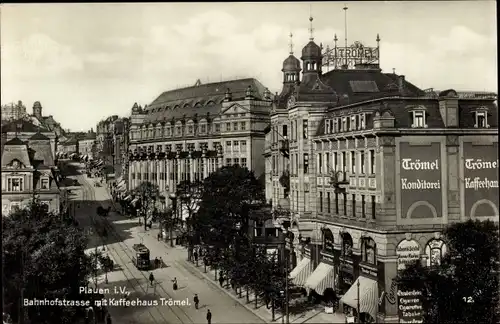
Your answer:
[80,174,162,323]
[78,170,194,324]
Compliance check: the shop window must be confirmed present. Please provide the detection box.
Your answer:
[341,233,353,258]
[361,237,377,265]
[425,239,448,267]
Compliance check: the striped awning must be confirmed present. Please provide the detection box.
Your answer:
[117,183,127,193]
[117,179,126,188]
[340,276,378,320]
[130,197,140,207]
[304,262,335,295]
[290,257,313,286]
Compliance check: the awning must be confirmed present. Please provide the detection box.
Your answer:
[96,160,104,167]
[340,276,378,320]
[130,197,140,207]
[116,183,127,193]
[290,257,313,286]
[304,262,335,295]
[116,176,123,184]
[117,179,126,188]
[123,195,132,201]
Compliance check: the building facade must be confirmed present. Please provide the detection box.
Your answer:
[78,130,97,160]
[1,101,27,123]
[266,29,498,323]
[112,118,130,184]
[127,78,272,201]
[96,115,119,167]
[1,128,60,215]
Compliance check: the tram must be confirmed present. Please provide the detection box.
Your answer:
[132,243,151,270]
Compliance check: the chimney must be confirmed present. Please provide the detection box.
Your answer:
[398,75,405,93]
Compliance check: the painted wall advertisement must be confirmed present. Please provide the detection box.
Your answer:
[463,142,499,217]
[397,289,424,323]
[399,142,442,219]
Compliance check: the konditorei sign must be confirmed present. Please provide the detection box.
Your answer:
[399,142,442,219]
[463,142,499,218]
[396,239,421,271]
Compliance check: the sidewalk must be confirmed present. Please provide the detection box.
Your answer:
[99,183,346,324]
[91,178,265,324]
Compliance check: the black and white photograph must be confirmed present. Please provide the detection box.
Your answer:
[1,2,498,324]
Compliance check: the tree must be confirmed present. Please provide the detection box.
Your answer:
[397,219,500,323]
[133,181,160,231]
[2,199,92,323]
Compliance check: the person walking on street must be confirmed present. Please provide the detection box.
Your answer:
[193,293,199,309]
[154,257,159,269]
[172,277,178,290]
[218,274,224,287]
[157,232,161,241]
[159,256,163,268]
[149,273,155,287]
[206,309,212,324]
[193,250,199,263]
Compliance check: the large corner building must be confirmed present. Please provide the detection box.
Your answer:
[127,78,273,201]
[266,23,498,323]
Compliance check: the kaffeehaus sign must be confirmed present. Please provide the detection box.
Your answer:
[462,142,499,218]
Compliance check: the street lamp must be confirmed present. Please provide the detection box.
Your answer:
[168,193,176,248]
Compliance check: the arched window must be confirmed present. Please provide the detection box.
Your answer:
[361,237,377,265]
[322,228,334,254]
[341,232,353,258]
[425,239,447,267]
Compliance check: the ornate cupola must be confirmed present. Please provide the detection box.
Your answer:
[282,32,301,85]
[301,16,323,83]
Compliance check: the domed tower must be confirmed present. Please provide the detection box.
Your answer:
[33,101,43,120]
[301,16,323,83]
[282,32,301,86]
[131,102,142,115]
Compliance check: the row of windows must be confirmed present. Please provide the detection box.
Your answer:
[337,234,377,265]
[278,150,376,176]
[316,150,376,175]
[135,140,248,156]
[225,158,248,168]
[134,142,220,154]
[324,113,366,134]
[318,192,376,219]
[131,121,248,140]
[4,177,50,192]
[270,119,308,143]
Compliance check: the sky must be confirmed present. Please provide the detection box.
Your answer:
[1,2,497,132]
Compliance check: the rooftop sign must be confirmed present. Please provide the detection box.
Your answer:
[322,41,380,70]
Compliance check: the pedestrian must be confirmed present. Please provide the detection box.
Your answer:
[193,250,198,263]
[149,273,155,287]
[154,257,159,269]
[157,232,161,241]
[203,256,208,266]
[206,309,212,324]
[193,293,199,309]
[159,256,163,268]
[230,278,236,290]
[172,277,178,290]
[218,274,224,287]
